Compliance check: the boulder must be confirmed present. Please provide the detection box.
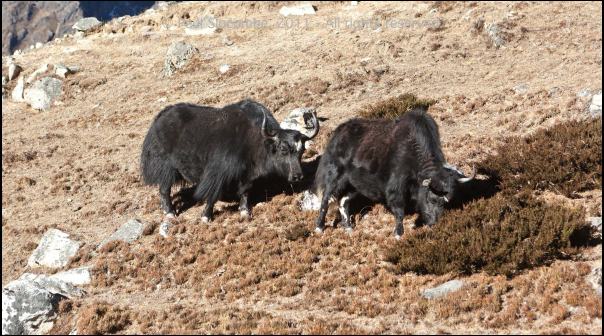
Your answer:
[589,92,601,118]
[485,22,507,48]
[2,273,84,335]
[421,279,464,299]
[8,63,22,81]
[98,219,145,248]
[48,267,91,286]
[27,229,80,268]
[72,17,102,32]
[279,107,319,138]
[162,41,198,77]
[279,4,316,16]
[54,64,78,78]
[11,76,25,102]
[24,77,63,110]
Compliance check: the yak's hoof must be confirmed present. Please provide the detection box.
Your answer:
[164,213,176,220]
[345,227,353,235]
[240,210,250,219]
[314,227,324,234]
[394,234,401,241]
[201,216,210,223]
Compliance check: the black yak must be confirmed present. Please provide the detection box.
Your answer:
[140,99,319,222]
[313,107,474,239]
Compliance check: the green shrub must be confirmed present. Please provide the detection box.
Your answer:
[358,93,436,119]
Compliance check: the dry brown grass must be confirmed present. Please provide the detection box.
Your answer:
[357,93,436,119]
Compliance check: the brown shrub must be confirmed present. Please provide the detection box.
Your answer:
[76,302,131,334]
[384,192,592,276]
[358,93,436,119]
[480,118,602,197]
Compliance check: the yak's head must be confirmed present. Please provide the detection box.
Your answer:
[417,163,476,226]
[261,111,319,183]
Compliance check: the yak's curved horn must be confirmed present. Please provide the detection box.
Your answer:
[261,112,276,138]
[457,165,476,183]
[305,111,320,139]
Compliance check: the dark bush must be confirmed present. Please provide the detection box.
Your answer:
[480,118,602,197]
[358,93,436,119]
[384,192,593,277]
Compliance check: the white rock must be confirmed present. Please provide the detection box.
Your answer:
[72,17,102,32]
[219,64,230,74]
[279,3,316,16]
[163,41,198,77]
[2,273,84,335]
[27,229,80,268]
[159,222,170,238]
[11,77,25,102]
[300,190,321,211]
[588,267,601,297]
[26,63,49,84]
[8,63,22,81]
[421,280,465,299]
[35,42,43,49]
[54,64,78,78]
[24,77,63,111]
[513,83,528,95]
[98,219,145,248]
[589,92,601,117]
[49,267,91,286]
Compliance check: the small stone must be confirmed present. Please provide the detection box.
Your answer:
[422,279,465,299]
[72,17,102,32]
[159,222,170,238]
[11,76,25,102]
[279,4,316,16]
[577,88,592,98]
[27,229,81,268]
[8,63,22,81]
[513,83,528,95]
[300,190,321,211]
[219,64,230,74]
[222,36,234,46]
[35,42,43,49]
[98,219,145,248]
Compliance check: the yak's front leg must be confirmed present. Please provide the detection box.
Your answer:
[238,181,253,220]
[386,187,405,240]
[160,183,176,219]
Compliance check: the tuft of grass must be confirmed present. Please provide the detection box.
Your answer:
[383,192,593,277]
[76,302,131,335]
[358,93,436,119]
[284,223,311,241]
[480,118,602,197]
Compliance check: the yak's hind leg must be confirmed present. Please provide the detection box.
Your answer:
[160,182,176,218]
[338,191,358,233]
[238,181,253,220]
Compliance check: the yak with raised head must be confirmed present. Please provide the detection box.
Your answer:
[313,106,474,239]
[140,99,319,222]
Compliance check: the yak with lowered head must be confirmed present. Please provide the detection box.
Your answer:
[313,106,474,239]
[140,99,319,222]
